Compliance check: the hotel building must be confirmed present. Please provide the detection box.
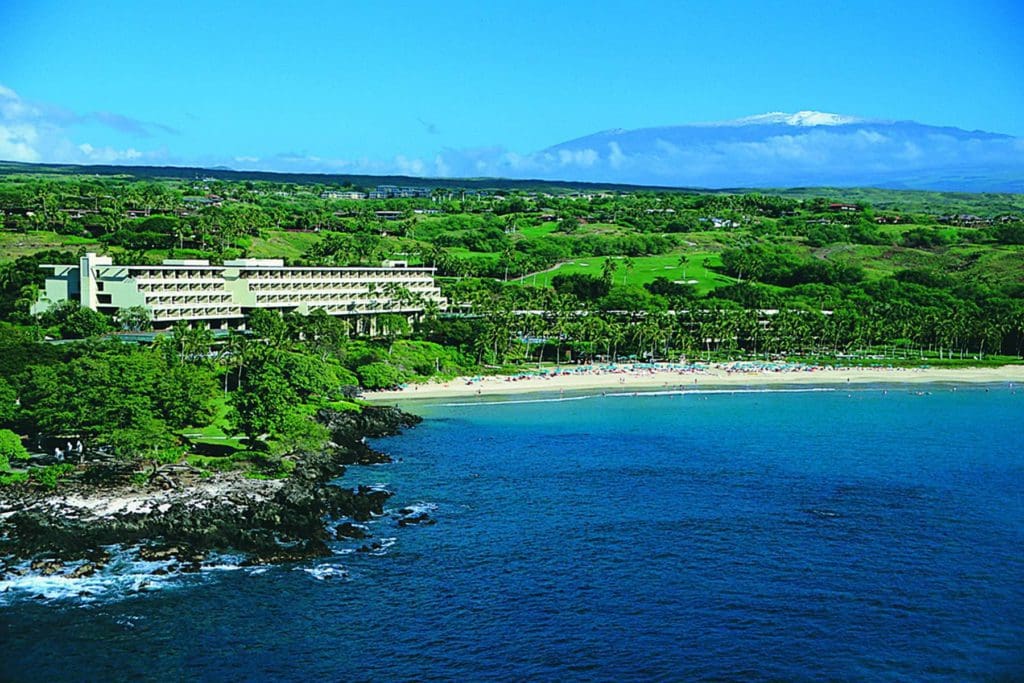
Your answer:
[32,253,447,332]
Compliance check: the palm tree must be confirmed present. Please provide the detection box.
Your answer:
[607,319,627,363]
[601,257,618,286]
[549,293,577,366]
[621,256,635,286]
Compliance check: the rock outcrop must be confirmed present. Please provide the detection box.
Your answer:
[0,405,419,571]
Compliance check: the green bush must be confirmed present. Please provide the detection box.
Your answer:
[30,463,76,489]
[152,446,187,465]
[388,340,472,379]
[324,399,362,413]
[0,429,28,472]
[0,378,17,424]
[356,361,406,390]
[186,454,239,471]
[0,471,29,486]
[245,457,296,480]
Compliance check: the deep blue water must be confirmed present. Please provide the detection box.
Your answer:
[3,385,1024,681]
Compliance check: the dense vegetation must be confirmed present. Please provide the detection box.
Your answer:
[1,164,1022,487]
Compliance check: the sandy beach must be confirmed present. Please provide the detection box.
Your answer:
[363,362,1024,402]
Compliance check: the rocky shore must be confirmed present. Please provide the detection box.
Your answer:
[0,405,422,583]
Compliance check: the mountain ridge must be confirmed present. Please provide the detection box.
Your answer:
[530,112,1023,192]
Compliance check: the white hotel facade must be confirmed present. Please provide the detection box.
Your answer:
[32,253,447,332]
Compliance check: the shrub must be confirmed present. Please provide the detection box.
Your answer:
[0,429,28,472]
[356,361,406,390]
[30,463,76,489]
[0,471,29,486]
[187,454,239,472]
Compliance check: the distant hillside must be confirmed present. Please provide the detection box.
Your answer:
[0,160,692,195]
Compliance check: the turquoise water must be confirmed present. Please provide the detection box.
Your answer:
[3,385,1023,680]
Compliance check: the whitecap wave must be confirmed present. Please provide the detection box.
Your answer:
[295,563,349,581]
[373,537,397,555]
[0,547,250,606]
[441,386,839,406]
[440,394,598,407]
[604,387,838,397]
[391,501,438,515]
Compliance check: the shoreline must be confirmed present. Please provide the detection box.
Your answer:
[0,405,424,594]
[363,362,1024,402]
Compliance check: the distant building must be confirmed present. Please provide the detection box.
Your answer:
[32,253,447,333]
[320,190,366,200]
[367,185,432,199]
[937,214,990,227]
[62,208,98,219]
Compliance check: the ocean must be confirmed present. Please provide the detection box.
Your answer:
[3,384,1023,681]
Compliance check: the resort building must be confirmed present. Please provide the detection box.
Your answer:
[32,253,447,333]
[367,185,432,199]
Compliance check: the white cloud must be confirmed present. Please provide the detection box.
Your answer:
[0,85,41,122]
[608,141,626,169]
[557,148,598,167]
[434,154,450,177]
[0,82,171,165]
[394,155,426,176]
[77,143,143,162]
[0,123,41,162]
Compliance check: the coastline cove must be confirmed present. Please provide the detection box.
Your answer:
[0,405,427,602]
[3,383,1024,681]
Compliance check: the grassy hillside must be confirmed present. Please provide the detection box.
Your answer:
[2,165,1022,324]
[0,230,102,261]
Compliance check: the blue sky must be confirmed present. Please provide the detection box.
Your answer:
[1,0,1022,179]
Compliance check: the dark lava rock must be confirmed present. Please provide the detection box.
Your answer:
[240,542,332,566]
[319,405,421,442]
[356,542,383,553]
[139,545,180,562]
[68,563,96,579]
[335,522,369,540]
[398,513,435,527]
[0,404,420,567]
[31,559,64,576]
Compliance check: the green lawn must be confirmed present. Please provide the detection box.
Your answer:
[575,222,630,235]
[177,394,246,452]
[515,221,559,238]
[515,252,737,295]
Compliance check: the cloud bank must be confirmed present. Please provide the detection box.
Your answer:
[425,122,1024,191]
[2,88,1021,192]
[236,119,1024,192]
[0,84,174,165]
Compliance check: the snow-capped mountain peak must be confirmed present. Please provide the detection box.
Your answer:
[717,111,865,127]
[533,113,1022,192]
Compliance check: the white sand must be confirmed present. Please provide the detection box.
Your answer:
[363,363,1024,402]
